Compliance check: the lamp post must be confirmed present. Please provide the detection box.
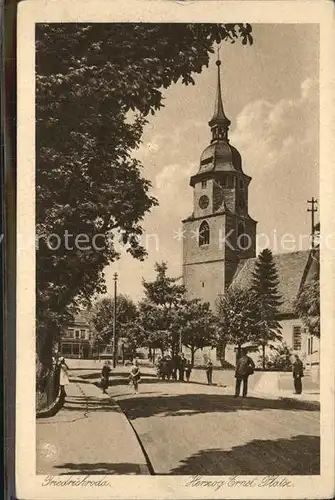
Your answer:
[112,272,118,368]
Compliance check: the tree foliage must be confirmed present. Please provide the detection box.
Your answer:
[251,248,283,368]
[90,294,138,346]
[174,298,218,365]
[35,23,253,364]
[216,286,258,352]
[295,250,320,338]
[140,262,186,355]
[261,342,293,371]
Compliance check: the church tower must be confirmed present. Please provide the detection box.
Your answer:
[182,57,257,310]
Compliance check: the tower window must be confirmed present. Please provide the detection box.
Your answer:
[199,221,210,246]
[239,179,244,189]
[202,180,207,189]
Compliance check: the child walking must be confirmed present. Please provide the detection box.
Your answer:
[129,359,141,394]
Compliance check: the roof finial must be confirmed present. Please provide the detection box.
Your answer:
[209,45,231,133]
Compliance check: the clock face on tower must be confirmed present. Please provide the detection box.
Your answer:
[199,195,209,209]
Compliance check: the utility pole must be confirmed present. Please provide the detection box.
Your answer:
[307,198,318,248]
[112,272,118,368]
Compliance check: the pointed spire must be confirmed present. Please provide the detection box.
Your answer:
[209,48,231,142]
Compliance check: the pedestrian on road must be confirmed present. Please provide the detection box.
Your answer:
[234,349,255,398]
[129,359,141,394]
[156,356,162,379]
[179,353,187,381]
[185,360,192,382]
[292,354,304,394]
[58,357,70,397]
[205,359,213,385]
[101,360,111,394]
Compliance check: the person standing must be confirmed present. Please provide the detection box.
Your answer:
[129,359,141,394]
[101,360,111,394]
[205,359,213,385]
[234,349,255,397]
[179,353,187,381]
[58,357,70,396]
[185,360,192,382]
[292,354,304,394]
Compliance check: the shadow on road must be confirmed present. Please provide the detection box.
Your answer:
[118,394,319,419]
[168,435,320,475]
[54,462,145,475]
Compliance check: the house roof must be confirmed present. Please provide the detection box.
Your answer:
[71,310,91,327]
[230,250,311,315]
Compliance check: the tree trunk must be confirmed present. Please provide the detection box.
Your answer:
[262,343,266,370]
[191,347,196,366]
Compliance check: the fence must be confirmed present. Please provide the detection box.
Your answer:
[36,365,60,413]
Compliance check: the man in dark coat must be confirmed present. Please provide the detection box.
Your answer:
[292,354,304,394]
[234,349,255,397]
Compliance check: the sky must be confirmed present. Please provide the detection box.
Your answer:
[104,23,319,302]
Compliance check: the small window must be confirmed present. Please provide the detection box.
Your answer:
[199,221,210,246]
[62,343,72,355]
[202,180,207,189]
[201,281,205,288]
[80,329,86,339]
[73,344,80,355]
[67,329,74,338]
[292,326,302,350]
[75,330,80,339]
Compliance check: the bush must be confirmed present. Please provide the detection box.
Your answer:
[260,342,293,371]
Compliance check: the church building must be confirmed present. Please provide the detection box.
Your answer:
[182,58,319,373]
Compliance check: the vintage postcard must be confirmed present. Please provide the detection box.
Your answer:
[15,0,334,499]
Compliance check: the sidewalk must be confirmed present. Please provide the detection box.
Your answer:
[36,374,151,475]
[253,371,320,407]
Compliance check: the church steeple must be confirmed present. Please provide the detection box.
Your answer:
[208,56,231,143]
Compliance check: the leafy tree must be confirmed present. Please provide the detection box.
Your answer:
[217,286,258,360]
[261,342,293,371]
[140,262,186,355]
[137,300,172,356]
[295,249,320,338]
[90,294,138,348]
[251,249,283,369]
[35,23,253,368]
[174,298,218,365]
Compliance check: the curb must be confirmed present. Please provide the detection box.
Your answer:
[36,388,65,419]
[92,380,155,475]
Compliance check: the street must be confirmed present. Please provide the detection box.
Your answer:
[36,365,320,476]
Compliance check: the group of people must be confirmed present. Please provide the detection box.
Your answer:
[155,353,215,385]
[100,349,306,399]
[155,353,193,382]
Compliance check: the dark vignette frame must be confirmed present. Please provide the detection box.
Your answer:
[2,0,17,498]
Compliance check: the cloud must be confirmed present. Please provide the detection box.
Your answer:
[230,77,319,247]
[230,77,318,173]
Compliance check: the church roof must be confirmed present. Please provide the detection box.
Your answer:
[230,250,311,315]
[198,142,243,174]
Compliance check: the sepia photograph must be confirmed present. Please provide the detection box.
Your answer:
[15,1,335,499]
